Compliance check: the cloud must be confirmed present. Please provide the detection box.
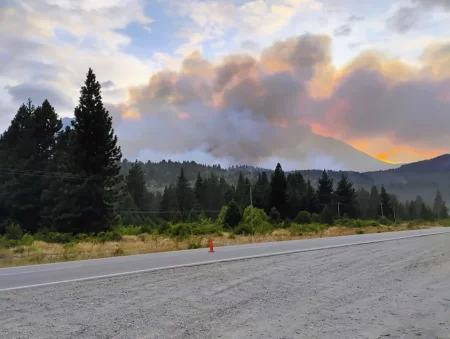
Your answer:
[0,0,155,121]
[333,24,352,36]
[386,6,423,33]
[111,33,450,167]
[413,0,450,11]
[348,15,364,22]
[6,83,73,111]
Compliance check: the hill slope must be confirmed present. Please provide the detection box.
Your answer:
[122,154,450,204]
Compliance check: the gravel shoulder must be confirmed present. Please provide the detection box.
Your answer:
[1,234,450,339]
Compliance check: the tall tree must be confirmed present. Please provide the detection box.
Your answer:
[1,100,62,232]
[193,172,204,209]
[303,180,319,214]
[270,163,287,218]
[334,174,357,218]
[379,185,392,219]
[175,168,194,216]
[253,171,271,213]
[317,170,333,211]
[433,190,447,219]
[125,161,148,210]
[286,171,306,219]
[368,185,380,219]
[51,68,122,233]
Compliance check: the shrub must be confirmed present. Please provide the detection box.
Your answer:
[20,234,35,246]
[294,211,312,224]
[171,223,192,240]
[311,213,321,223]
[356,229,365,235]
[6,224,23,240]
[216,206,228,226]
[224,200,242,229]
[378,216,393,226]
[253,222,274,235]
[289,223,327,236]
[283,218,291,229]
[242,206,268,225]
[233,224,255,235]
[320,206,334,226]
[269,207,282,225]
[157,220,170,234]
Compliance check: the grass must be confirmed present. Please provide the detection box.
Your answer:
[0,222,443,268]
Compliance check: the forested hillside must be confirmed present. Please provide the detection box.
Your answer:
[121,156,450,205]
[0,68,448,239]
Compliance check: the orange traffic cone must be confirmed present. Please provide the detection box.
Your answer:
[209,239,215,253]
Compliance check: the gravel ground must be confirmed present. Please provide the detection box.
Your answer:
[1,234,450,339]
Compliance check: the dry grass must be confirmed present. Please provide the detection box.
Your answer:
[0,224,438,268]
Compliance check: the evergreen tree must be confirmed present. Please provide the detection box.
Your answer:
[175,168,194,215]
[51,68,122,233]
[253,171,271,213]
[0,100,62,232]
[159,186,170,220]
[125,161,148,210]
[193,172,204,209]
[286,171,306,219]
[433,190,447,219]
[304,180,319,214]
[317,170,333,211]
[379,185,392,219]
[368,186,380,219]
[334,174,357,218]
[270,163,287,218]
[356,187,370,219]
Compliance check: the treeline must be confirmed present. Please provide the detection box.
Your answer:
[0,68,448,237]
[128,162,448,227]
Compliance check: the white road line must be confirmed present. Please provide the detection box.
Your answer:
[0,265,83,277]
[0,230,448,292]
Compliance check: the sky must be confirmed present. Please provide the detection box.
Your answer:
[1,0,450,171]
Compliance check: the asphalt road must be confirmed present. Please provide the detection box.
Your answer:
[1,228,449,291]
[1,229,450,338]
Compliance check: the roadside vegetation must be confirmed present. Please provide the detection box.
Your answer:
[1,215,448,267]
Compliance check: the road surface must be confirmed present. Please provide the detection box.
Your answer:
[1,229,450,338]
[1,228,449,291]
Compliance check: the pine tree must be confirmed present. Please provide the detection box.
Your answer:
[0,100,62,232]
[125,161,148,210]
[433,190,445,219]
[270,163,287,218]
[379,185,392,219]
[286,171,306,219]
[159,186,170,220]
[304,180,319,214]
[175,168,194,218]
[51,68,122,233]
[368,186,380,219]
[334,174,357,218]
[254,172,271,213]
[317,170,333,211]
[193,172,204,209]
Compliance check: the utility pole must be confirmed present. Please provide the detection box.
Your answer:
[336,202,341,217]
[380,200,384,217]
[392,206,396,223]
[250,186,253,227]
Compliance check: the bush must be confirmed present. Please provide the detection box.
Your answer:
[97,231,122,243]
[157,220,170,234]
[253,222,274,235]
[20,234,35,246]
[242,206,268,225]
[311,213,321,223]
[283,218,291,229]
[378,216,393,226]
[171,223,192,240]
[224,200,242,229]
[34,232,74,244]
[233,224,255,235]
[6,224,23,240]
[320,206,334,226]
[269,207,282,225]
[294,211,312,224]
